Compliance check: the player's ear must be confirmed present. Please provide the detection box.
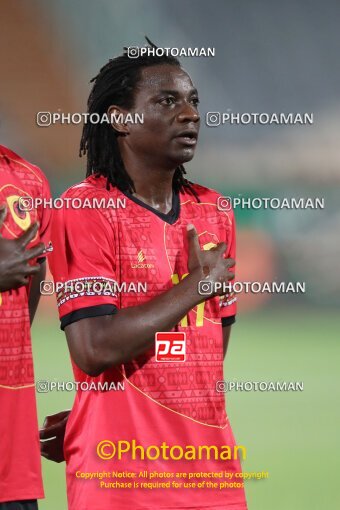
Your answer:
[107,105,130,136]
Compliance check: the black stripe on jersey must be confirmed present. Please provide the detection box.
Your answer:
[60,304,118,330]
[121,189,180,225]
[221,315,236,327]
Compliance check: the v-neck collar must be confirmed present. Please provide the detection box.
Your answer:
[120,188,180,225]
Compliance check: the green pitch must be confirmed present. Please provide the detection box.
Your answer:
[32,308,339,510]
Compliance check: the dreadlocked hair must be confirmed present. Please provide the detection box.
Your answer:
[79,36,200,203]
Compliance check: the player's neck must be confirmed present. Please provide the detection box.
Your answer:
[125,164,176,212]
[130,180,174,213]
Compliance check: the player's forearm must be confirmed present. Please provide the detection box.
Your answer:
[108,267,204,357]
[66,267,205,375]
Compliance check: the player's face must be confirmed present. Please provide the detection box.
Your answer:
[126,64,200,167]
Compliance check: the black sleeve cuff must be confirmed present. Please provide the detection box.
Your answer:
[61,304,118,330]
[221,315,236,327]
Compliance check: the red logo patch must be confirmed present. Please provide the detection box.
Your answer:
[155,332,186,362]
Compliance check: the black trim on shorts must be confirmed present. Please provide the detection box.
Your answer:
[0,500,38,510]
[221,315,236,327]
[61,304,118,330]
[36,256,46,264]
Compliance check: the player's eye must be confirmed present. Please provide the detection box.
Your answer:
[190,97,200,107]
[160,97,176,106]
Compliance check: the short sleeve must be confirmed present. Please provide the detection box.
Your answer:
[49,191,119,330]
[219,207,237,320]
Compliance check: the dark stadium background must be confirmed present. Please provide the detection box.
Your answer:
[0,1,339,509]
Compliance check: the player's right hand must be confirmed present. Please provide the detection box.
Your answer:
[0,205,45,292]
[40,410,70,463]
[187,223,235,296]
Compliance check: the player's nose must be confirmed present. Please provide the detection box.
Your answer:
[177,103,200,124]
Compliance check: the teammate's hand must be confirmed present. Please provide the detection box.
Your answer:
[187,223,235,296]
[0,205,45,292]
[40,410,71,463]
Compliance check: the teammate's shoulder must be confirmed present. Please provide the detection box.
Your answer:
[0,144,24,165]
[181,181,223,202]
[0,144,48,185]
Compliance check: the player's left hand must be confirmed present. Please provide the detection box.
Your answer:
[40,410,71,463]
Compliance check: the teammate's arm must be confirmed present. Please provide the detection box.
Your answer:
[65,225,235,376]
[0,206,45,292]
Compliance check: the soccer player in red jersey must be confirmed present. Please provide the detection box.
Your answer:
[46,41,248,509]
[0,145,53,510]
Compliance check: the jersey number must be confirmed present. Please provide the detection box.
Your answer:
[171,242,217,327]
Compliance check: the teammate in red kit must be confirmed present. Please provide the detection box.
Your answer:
[0,145,52,510]
[45,40,248,509]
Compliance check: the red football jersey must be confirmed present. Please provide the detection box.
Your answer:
[0,145,51,503]
[50,174,247,510]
